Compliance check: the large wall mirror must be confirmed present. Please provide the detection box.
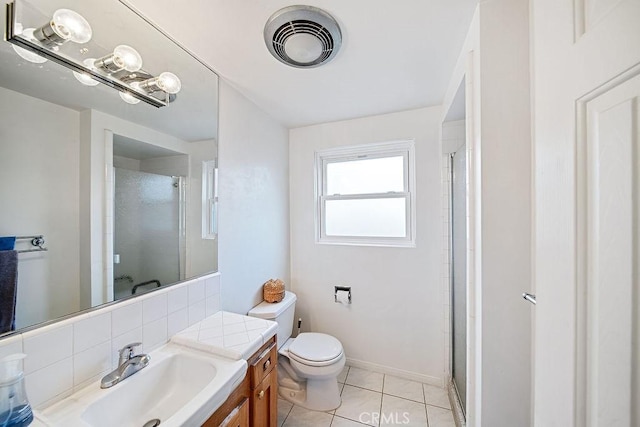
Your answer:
[0,0,219,336]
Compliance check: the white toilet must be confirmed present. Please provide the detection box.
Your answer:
[248,291,345,411]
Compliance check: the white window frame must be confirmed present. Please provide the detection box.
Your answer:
[315,140,416,247]
[202,160,218,239]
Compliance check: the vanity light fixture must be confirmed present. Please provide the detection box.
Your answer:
[11,26,47,63]
[94,45,143,73]
[32,8,92,47]
[118,71,182,105]
[119,82,142,104]
[138,72,181,94]
[72,58,100,86]
[5,2,168,108]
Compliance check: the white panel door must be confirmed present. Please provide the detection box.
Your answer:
[531,0,640,426]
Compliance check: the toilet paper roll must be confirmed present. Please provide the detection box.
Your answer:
[335,289,351,304]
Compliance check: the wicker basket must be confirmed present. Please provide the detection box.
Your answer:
[263,279,285,303]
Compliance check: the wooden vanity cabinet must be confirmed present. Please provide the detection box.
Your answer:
[203,375,250,427]
[248,337,278,427]
[203,336,278,427]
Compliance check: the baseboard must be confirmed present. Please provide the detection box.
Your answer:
[345,357,444,387]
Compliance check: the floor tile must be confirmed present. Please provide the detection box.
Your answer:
[338,365,350,383]
[335,385,382,426]
[383,375,425,403]
[332,415,371,426]
[278,398,294,427]
[345,367,384,392]
[426,405,456,427]
[282,405,333,426]
[380,395,427,427]
[423,384,451,409]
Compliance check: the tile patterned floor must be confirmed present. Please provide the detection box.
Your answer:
[278,366,457,427]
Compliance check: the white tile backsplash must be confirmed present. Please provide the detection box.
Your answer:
[74,312,111,354]
[25,358,73,408]
[143,317,168,352]
[0,335,23,363]
[205,275,221,298]
[168,287,188,313]
[167,308,189,337]
[23,325,73,374]
[188,300,206,326]
[188,280,206,305]
[205,295,221,317]
[73,341,111,386]
[0,272,220,410]
[142,293,168,324]
[111,302,143,337]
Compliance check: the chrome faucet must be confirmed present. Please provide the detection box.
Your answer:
[100,342,150,389]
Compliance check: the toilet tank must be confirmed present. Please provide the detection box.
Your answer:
[248,291,297,348]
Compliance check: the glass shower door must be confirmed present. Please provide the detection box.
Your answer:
[451,147,467,414]
[113,168,185,299]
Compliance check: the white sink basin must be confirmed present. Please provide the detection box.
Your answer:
[34,344,247,427]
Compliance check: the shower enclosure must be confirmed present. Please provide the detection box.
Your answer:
[113,168,186,299]
[450,146,467,415]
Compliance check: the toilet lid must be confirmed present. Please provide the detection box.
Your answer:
[288,333,343,364]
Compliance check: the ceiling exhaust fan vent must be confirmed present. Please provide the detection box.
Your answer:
[264,5,342,69]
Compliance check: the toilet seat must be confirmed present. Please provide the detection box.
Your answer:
[288,333,344,367]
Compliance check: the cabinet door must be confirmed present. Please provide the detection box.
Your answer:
[250,368,278,427]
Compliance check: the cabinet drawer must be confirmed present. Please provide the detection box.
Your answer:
[220,398,249,427]
[250,341,277,389]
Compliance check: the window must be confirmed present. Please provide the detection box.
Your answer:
[202,160,218,239]
[315,140,416,247]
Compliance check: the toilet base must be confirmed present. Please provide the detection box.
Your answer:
[279,378,342,411]
[278,360,342,411]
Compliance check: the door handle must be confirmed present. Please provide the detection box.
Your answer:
[522,293,536,305]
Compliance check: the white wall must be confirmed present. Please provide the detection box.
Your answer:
[0,87,81,329]
[289,107,444,384]
[477,0,532,425]
[217,81,290,315]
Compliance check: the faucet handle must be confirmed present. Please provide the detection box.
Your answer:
[118,342,142,361]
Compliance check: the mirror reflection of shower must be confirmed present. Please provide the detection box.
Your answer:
[112,135,187,299]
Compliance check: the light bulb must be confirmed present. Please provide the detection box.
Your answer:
[156,72,181,94]
[33,9,91,46]
[284,33,323,64]
[139,72,182,95]
[72,58,99,86]
[12,28,48,64]
[113,45,142,72]
[119,82,141,104]
[52,9,92,44]
[95,45,142,73]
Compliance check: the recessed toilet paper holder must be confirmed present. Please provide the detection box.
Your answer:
[334,286,352,304]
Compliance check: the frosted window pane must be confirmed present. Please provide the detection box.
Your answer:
[326,156,404,195]
[325,198,406,237]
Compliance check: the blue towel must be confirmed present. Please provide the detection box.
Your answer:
[0,237,16,251]
[0,250,18,334]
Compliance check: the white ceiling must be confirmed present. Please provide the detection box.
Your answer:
[127,0,478,129]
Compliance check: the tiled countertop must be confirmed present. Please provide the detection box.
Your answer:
[171,311,278,360]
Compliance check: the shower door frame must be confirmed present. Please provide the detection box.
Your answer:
[449,148,467,419]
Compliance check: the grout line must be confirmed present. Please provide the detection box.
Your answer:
[377,374,385,427]
[342,383,384,394]
[423,383,430,427]
[427,403,454,411]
